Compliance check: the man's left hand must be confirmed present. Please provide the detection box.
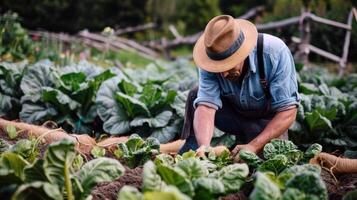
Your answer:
[231,143,258,162]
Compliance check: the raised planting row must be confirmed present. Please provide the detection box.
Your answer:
[2,132,357,200]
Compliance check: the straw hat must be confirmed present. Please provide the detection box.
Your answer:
[193,15,258,73]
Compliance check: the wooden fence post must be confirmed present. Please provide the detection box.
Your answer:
[295,8,311,65]
[339,9,354,76]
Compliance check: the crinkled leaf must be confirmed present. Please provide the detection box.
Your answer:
[115,92,150,117]
[209,163,249,193]
[305,110,332,132]
[302,144,322,163]
[258,154,289,175]
[249,172,282,200]
[239,150,263,168]
[263,139,298,160]
[176,158,209,180]
[193,177,225,200]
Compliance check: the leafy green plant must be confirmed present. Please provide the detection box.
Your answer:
[0,60,28,119]
[6,125,18,139]
[0,12,36,61]
[239,139,322,175]
[114,134,160,168]
[0,139,125,200]
[19,60,117,135]
[290,67,357,156]
[91,146,106,158]
[146,151,249,200]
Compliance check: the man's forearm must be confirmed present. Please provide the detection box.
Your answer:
[193,105,216,146]
[249,108,297,152]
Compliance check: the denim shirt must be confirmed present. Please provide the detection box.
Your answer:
[194,34,300,113]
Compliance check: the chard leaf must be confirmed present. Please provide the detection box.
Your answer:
[44,140,76,187]
[142,161,166,192]
[305,110,332,132]
[150,118,180,143]
[258,155,289,175]
[42,87,80,110]
[193,177,225,200]
[156,164,194,197]
[115,92,150,117]
[90,146,106,158]
[263,139,298,160]
[176,158,209,180]
[19,101,57,123]
[118,79,138,97]
[59,72,86,92]
[118,186,143,200]
[144,185,191,200]
[285,172,327,200]
[302,143,322,163]
[249,172,282,200]
[239,150,263,168]
[209,163,248,193]
[6,125,17,139]
[20,60,55,102]
[75,158,125,199]
[139,84,162,108]
[11,181,63,200]
[0,152,28,180]
[24,159,48,182]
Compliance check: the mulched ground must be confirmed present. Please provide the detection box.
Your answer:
[1,127,356,199]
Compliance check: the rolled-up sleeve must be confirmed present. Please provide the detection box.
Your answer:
[193,69,222,110]
[269,47,300,112]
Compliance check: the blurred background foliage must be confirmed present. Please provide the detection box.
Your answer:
[1,0,356,61]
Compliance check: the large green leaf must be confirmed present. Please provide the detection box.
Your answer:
[59,72,86,92]
[209,163,249,193]
[42,87,80,110]
[115,92,150,117]
[305,110,332,132]
[24,159,48,182]
[263,139,298,160]
[20,60,55,102]
[156,164,194,197]
[19,99,57,123]
[11,181,63,200]
[144,185,191,200]
[150,118,180,143]
[299,83,320,95]
[193,177,225,200]
[0,152,28,181]
[258,155,289,175]
[249,172,282,200]
[176,158,209,180]
[118,186,143,200]
[142,161,166,192]
[44,140,76,187]
[75,158,125,199]
[239,150,263,168]
[130,111,172,128]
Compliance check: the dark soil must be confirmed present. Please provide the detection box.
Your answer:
[91,166,143,200]
[321,169,357,200]
[0,126,49,157]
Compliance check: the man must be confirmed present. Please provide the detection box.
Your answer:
[179,15,300,158]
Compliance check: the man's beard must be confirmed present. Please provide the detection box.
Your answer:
[225,72,241,82]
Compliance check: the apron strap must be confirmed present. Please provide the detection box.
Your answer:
[257,33,271,99]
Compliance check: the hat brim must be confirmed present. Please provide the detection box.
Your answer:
[193,19,258,73]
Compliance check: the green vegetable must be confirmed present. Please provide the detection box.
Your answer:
[239,150,263,168]
[90,146,106,158]
[6,125,18,139]
[249,172,282,200]
[114,134,160,168]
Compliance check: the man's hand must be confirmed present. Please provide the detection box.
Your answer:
[195,145,208,157]
[231,143,258,162]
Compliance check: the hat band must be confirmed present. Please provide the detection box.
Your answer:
[205,30,245,61]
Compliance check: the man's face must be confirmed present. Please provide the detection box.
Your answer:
[220,62,244,81]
